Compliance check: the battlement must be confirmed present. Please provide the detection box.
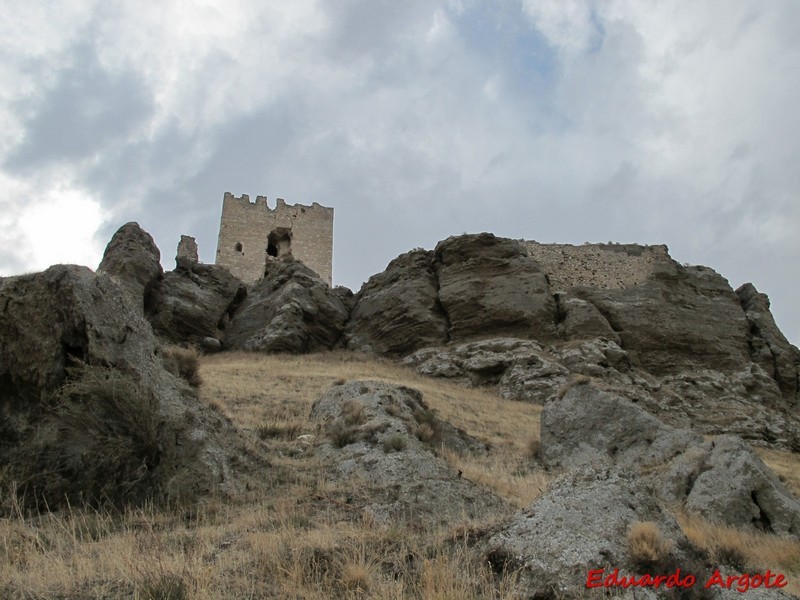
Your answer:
[222,192,331,214]
[216,192,333,285]
[523,240,672,291]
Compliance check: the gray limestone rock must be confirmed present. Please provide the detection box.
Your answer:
[0,265,259,509]
[541,382,701,470]
[97,222,163,311]
[574,264,751,375]
[175,235,199,270]
[485,468,708,598]
[664,435,800,535]
[226,257,349,352]
[346,249,448,355]
[310,381,506,526]
[433,233,559,342]
[147,264,247,346]
[737,282,799,401]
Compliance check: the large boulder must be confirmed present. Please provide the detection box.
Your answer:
[0,265,257,509]
[485,469,709,598]
[347,249,448,355]
[661,435,800,535]
[574,264,751,375]
[97,222,163,311]
[541,382,701,469]
[433,234,559,342]
[146,263,246,346]
[225,257,349,352]
[310,381,506,526]
[736,283,799,401]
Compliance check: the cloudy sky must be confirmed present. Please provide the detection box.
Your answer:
[1,0,798,343]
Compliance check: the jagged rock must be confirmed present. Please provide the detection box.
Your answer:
[347,249,448,355]
[557,294,621,344]
[485,469,709,598]
[226,257,348,352]
[147,264,246,346]
[541,382,701,469]
[310,381,506,526]
[433,234,558,342]
[403,338,566,393]
[574,264,751,375]
[662,435,800,535]
[737,283,799,400]
[0,265,258,509]
[175,235,199,270]
[97,222,163,310]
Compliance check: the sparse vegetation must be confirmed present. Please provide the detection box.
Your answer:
[382,433,407,453]
[627,521,673,566]
[2,350,798,599]
[162,345,203,387]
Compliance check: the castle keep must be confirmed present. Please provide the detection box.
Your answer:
[215,193,333,285]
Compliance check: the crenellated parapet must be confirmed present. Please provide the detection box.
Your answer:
[215,192,333,285]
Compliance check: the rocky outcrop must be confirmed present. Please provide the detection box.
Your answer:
[433,234,558,342]
[485,469,709,598]
[737,283,799,400]
[541,382,701,469]
[226,258,349,352]
[310,381,506,525]
[0,265,258,509]
[146,263,246,346]
[541,382,800,535]
[574,264,751,375]
[97,222,163,310]
[346,249,448,355]
[556,294,621,344]
[662,435,800,535]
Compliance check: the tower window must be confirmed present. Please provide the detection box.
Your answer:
[234,242,243,252]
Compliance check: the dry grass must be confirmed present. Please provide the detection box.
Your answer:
[678,512,800,596]
[627,521,673,565]
[1,350,544,599]
[757,447,800,498]
[4,349,799,598]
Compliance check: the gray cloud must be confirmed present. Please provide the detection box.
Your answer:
[0,0,798,344]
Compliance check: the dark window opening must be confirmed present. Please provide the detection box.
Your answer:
[234,242,243,252]
[266,228,292,258]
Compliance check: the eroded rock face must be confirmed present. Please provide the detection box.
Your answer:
[147,264,246,346]
[541,383,701,470]
[175,235,199,270]
[226,258,349,352]
[346,249,448,355]
[97,222,163,311]
[737,283,800,400]
[310,381,506,526]
[574,264,751,375]
[0,265,257,509]
[541,382,800,535]
[485,469,708,598]
[433,234,559,342]
[663,435,800,535]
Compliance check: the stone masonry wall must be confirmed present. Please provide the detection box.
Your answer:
[215,193,334,285]
[523,241,672,291]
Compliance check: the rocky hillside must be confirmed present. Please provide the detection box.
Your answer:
[1,223,799,599]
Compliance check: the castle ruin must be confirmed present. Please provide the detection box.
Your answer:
[215,193,334,285]
[523,241,671,291]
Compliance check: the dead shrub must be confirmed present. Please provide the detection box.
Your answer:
[162,345,203,388]
[382,433,407,453]
[628,521,673,567]
[527,437,542,460]
[16,362,161,509]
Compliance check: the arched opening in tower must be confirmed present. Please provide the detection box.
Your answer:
[266,228,292,259]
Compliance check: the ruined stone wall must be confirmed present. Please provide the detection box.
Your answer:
[523,241,672,291]
[215,193,333,285]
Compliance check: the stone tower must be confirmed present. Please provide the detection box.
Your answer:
[215,193,334,285]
